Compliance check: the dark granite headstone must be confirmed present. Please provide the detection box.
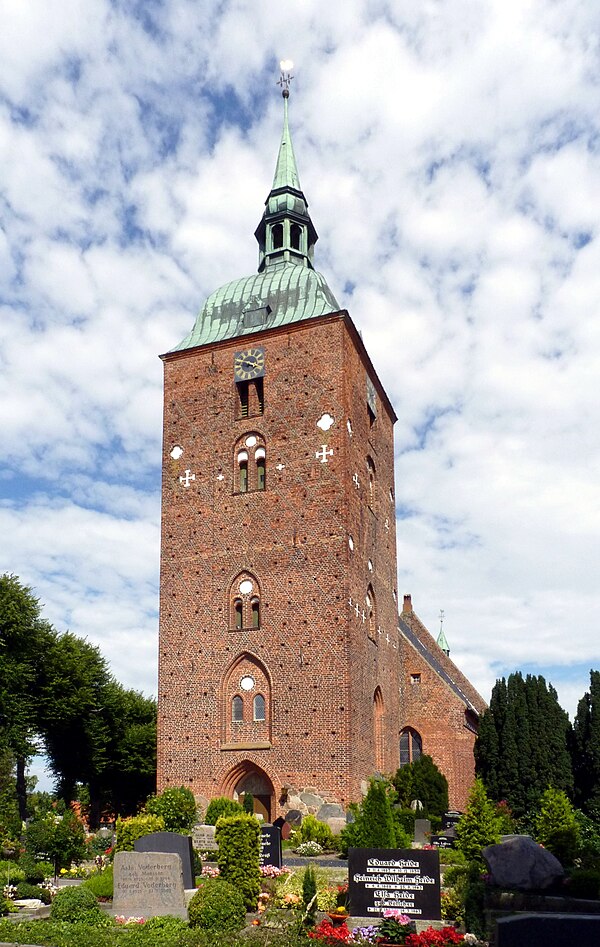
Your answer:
[442,811,462,830]
[348,848,441,920]
[497,913,600,947]
[260,824,282,868]
[134,832,195,889]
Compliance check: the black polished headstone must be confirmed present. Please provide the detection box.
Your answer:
[442,811,462,830]
[134,832,194,889]
[260,824,282,868]
[348,848,441,920]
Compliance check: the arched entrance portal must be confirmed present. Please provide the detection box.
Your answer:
[221,761,275,822]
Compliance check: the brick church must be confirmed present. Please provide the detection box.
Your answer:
[157,79,486,820]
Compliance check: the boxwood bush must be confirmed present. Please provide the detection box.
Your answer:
[188,878,245,933]
[204,796,244,825]
[115,813,165,852]
[50,885,109,926]
[216,813,261,911]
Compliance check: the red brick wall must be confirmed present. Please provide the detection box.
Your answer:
[158,311,401,812]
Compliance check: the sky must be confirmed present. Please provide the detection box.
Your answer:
[1,0,599,789]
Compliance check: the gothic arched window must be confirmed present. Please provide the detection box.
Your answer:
[234,435,266,494]
[232,695,244,723]
[399,727,422,766]
[253,694,266,721]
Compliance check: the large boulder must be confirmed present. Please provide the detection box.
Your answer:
[483,835,564,891]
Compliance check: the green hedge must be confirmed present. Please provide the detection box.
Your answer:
[215,813,261,911]
[50,886,109,927]
[115,814,165,852]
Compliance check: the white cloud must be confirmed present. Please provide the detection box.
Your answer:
[0,0,599,725]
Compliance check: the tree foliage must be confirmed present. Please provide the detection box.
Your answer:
[572,671,600,815]
[0,574,156,824]
[475,672,573,816]
[145,786,197,832]
[455,778,502,863]
[534,787,579,865]
[392,754,449,819]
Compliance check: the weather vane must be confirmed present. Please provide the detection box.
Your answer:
[439,608,444,633]
[277,59,294,98]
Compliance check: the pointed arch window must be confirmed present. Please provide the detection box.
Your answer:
[234,599,243,629]
[251,597,260,628]
[399,727,422,766]
[367,456,376,510]
[374,688,384,771]
[232,695,244,723]
[253,694,266,721]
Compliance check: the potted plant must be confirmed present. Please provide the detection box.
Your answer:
[377,909,416,944]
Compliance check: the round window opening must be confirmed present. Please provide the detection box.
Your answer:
[240,676,255,691]
[239,580,253,595]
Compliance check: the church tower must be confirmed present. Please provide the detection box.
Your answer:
[157,75,402,819]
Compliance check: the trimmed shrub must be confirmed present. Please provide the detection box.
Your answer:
[14,881,51,904]
[243,792,254,815]
[115,813,165,852]
[188,878,245,933]
[144,786,197,833]
[50,885,108,926]
[205,796,244,825]
[82,864,113,899]
[216,813,261,911]
[293,814,335,851]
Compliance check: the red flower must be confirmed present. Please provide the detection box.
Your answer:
[308,919,352,943]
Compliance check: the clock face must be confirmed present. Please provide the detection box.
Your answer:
[234,346,265,381]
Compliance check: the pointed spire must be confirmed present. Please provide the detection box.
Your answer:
[272,93,301,192]
[436,609,450,656]
[254,64,318,273]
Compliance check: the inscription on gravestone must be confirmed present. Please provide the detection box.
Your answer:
[260,824,282,868]
[192,823,218,852]
[113,851,187,919]
[348,848,441,920]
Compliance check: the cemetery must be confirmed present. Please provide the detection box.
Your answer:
[2,773,600,947]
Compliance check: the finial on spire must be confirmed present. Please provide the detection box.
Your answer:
[278,59,294,98]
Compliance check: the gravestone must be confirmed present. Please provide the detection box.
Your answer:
[430,834,455,849]
[414,818,431,846]
[134,831,195,890]
[483,836,564,890]
[442,811,461,830]
[192,823,218,852]
[260,824,282,868]
[113,851,187,919]
[348,848,441,920]
[496,913,600,947]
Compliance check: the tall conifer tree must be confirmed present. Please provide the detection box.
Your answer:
[475,672,573,816]
[572,671,600,814]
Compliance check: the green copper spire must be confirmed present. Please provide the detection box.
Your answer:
[436,610,450,656]
[272,93,301,192]
[254,74,317,272]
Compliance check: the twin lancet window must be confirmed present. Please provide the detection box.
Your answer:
[236,435,266,493]
[230,574,261,631]
[232,693,265,723]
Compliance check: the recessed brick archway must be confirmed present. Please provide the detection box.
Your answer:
[221,760,275,822]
